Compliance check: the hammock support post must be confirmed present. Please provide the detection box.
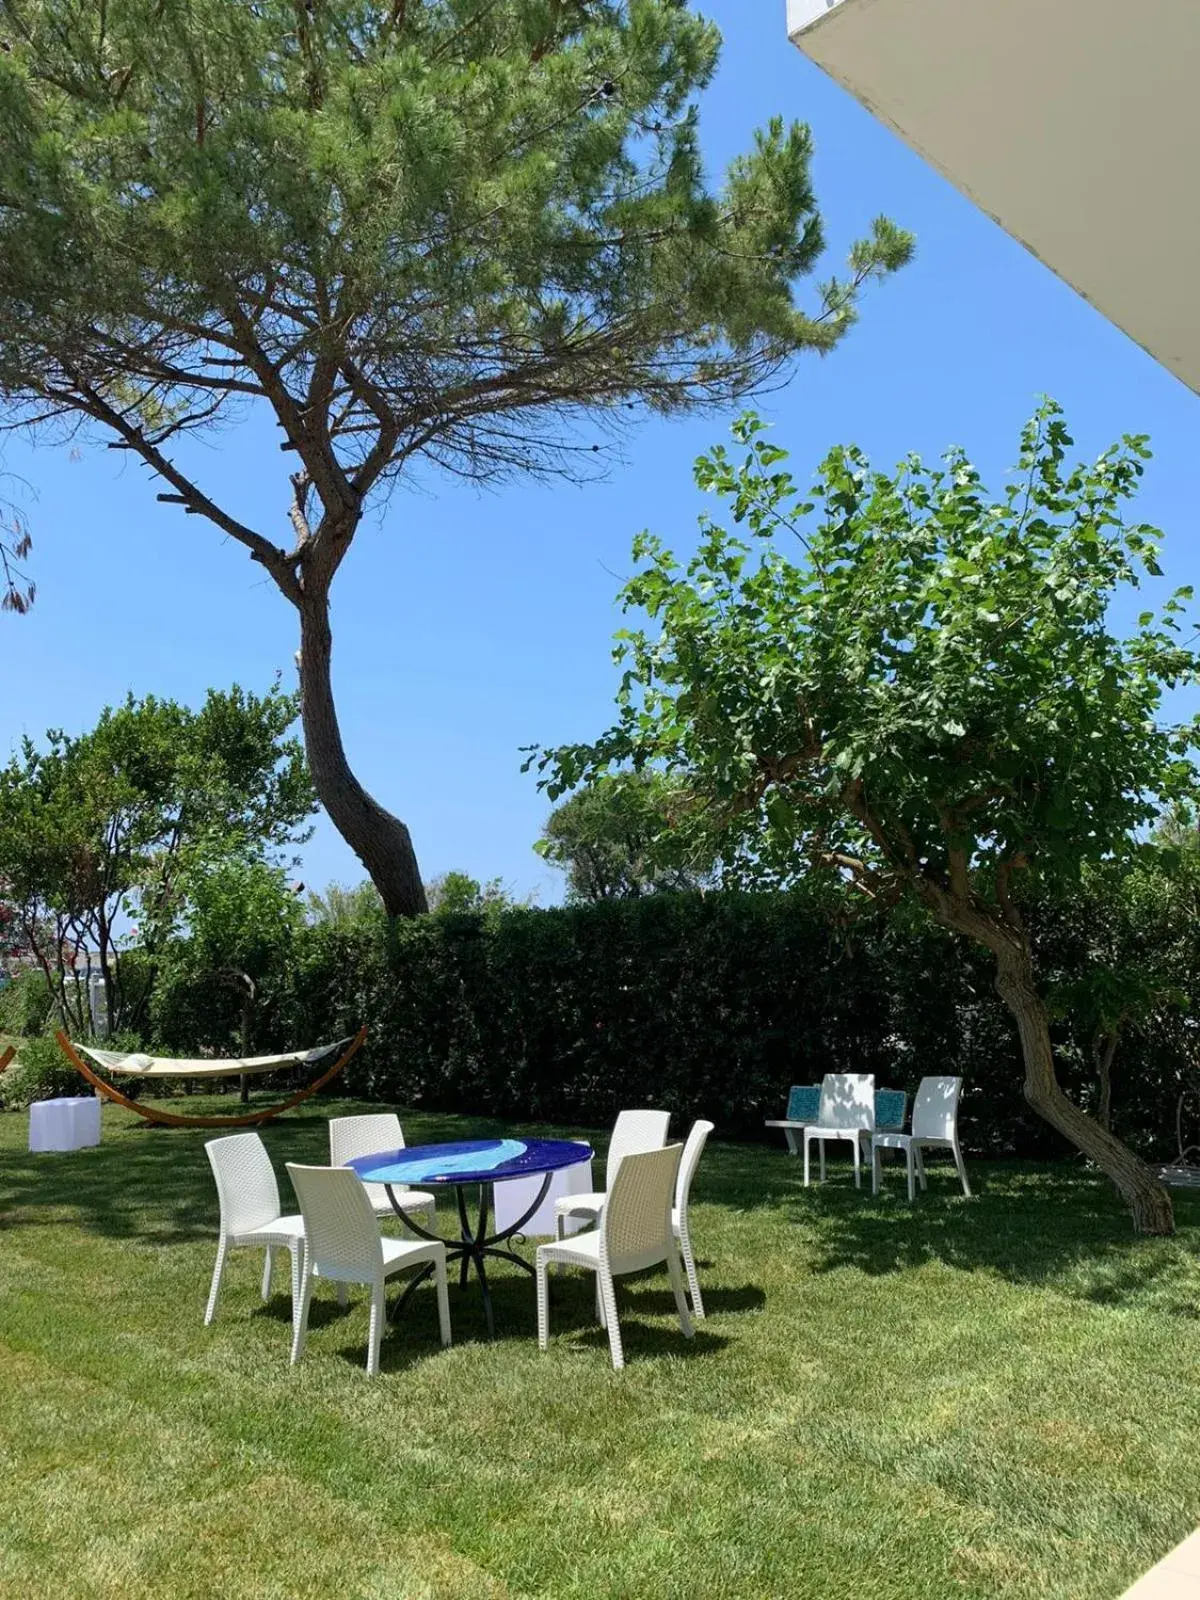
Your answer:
[54,1027,367,1130]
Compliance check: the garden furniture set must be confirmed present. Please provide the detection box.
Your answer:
[766,1073,972,1199]
[204,1106,711,1374]
[345,1133,605,1339]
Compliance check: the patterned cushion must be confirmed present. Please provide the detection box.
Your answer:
[786,1085,821,1123]
[875,1089,908,1132]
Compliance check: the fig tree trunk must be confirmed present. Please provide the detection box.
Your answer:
[297,587,428,918]
[1093,1027,1120,1133]
[993,943,1174,1235]
[925,889,1174,1235]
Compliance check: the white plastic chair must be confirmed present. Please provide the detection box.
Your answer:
[552,1107,670,1239]
[536,1144,692,1370]
[204,1132,305,1326]
[871,1076,972,1201]
[328,1113,436,1229]
[803,1073,876,1188]
[286,1163,451,1377]
[673,1120,714,1319]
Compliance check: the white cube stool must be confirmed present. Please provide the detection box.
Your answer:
[29,1095,102,1153]
[491,1146,594,1238]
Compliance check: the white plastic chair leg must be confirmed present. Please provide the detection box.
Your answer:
[852,1135,861,1189]
[803,1132,812,1187]
[819,1138,826,1182]
[205,1235,229,1326]
[289,1243,303,1325]
[366,1284,385,1377]
[596,1275,606,1327]
[666,1248,694,1340]
[290,1272,314,1366]
[679,1222,704,1319]
[434,1256,452,1347]
[871,1143,882,1196]
[915,1144,928,1191]
[906,1145,916,1202]
[536,1261,550,1351]
[599,1270,624,1371]
[261,1246,275,1301]
[953,1140,972,1197]
[336,1281,349,1309]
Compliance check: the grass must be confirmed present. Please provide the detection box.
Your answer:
[2,1096,1199,1600]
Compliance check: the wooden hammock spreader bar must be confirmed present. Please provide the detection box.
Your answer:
[54,1026,367,1129]
[0,1044,14,1076]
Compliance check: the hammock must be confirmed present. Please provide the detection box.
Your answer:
[78,1040,347,1080]
[55,1026,367,1129]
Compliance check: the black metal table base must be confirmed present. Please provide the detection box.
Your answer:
[386,1171,553,1337]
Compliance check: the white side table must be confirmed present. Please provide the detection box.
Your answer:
[491,1144,594,1237]
[29,1095,102,1153]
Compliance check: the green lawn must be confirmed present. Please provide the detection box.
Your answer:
[2,1098,1199,1600]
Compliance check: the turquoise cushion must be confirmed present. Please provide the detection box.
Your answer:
[786,1085,821,1122]
[875,1089,908,1132]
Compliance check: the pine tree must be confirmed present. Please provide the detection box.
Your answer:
[0,0,911,912]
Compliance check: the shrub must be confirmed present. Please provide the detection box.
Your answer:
[0,1035,85,1110]
[0,968,53,1037]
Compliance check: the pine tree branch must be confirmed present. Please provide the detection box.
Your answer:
[55,377,303,605]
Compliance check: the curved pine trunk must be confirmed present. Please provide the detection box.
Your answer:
[297,590,428,918]
[993,946,1174,1235]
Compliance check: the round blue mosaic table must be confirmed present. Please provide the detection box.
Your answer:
[349,1138,593,1337]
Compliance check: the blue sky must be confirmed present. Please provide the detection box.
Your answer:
[3,1,1199,904]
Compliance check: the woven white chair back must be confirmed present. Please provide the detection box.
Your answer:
[817,1073,876,1131]
[287,1163,384,1284]
[205,1132,282,1236]
[912,1076,962,1141]
[329,1112,404,1168]
[675,1119,714,1212]
[602,1143,682,1276]
[606,1108,671,1189]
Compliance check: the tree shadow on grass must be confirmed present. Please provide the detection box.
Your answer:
[1,1138,219,1245]
[625,1282,764,1318]
[355,1266,746,1368]
[0,1100,826,1248]
[797,1157,1200,1314]
[271,1278,731,1373]
[255,1291,348,1330]
[15,1102,1190,1320]
[563,1322,730,1363]
[466,1270,732,1364]
[0,1108,339,1245]
[252,1278,459,1374]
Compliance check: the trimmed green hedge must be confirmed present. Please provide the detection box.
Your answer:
[144,890,1194,1159]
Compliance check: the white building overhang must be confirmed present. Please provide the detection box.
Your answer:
[788,0,1200,395]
